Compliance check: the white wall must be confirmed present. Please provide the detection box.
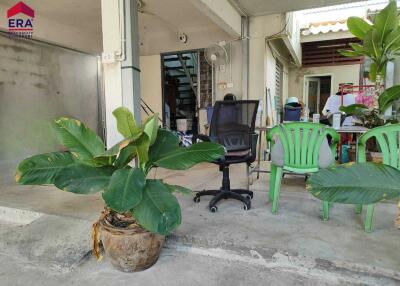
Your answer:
[249,14,291,125]
[288,64,361,102]
[214,41,243,100]
[395,59,400,86]
[140,55,162,119]
[0,3,101,54]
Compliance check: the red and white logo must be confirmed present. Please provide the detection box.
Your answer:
[7,1,35,38]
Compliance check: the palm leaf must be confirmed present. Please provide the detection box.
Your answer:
[378,85,400,112]
[374,1,398,43]
[54,164,114,194]
[307,162,400,204]
[102,168,145,212]
[16,152,76,185]
[347,17,372,39]
[53,118,105,160]
[152,142,225,170]
[132,180,181,235]
[142,115,159,146]
[112,107,141,138]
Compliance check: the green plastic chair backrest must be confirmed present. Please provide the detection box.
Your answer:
[267,122,339,172]
[358,124,400,170]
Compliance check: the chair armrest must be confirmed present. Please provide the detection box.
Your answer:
[250,133,259,163]
[325,128,340,158]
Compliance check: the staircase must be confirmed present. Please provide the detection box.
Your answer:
[163,52,198,132]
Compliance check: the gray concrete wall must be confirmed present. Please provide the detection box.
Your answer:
[0,33,101,165]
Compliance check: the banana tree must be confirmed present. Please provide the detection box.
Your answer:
[339,0,400,113]
[16,107,225,236]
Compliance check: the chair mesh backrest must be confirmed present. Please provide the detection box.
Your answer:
[209,100,259,151]
[358,124,400,169]
[267,122,339,169]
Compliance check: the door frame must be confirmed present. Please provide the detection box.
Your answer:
[303,73,334,114]
[160,49,202,130]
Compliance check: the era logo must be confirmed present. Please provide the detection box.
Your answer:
[7,1,35,38]
[8,18,33,28]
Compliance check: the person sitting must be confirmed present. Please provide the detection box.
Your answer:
[322,84,355,126]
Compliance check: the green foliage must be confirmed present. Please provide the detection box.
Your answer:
[112,107,141,138]
[346,17,372,39]
[307,162,400,204]
[339,104,368,116]
[164,183,192,195]
[340,1,400,119]
[54,164,115,194]
[53,118,105,161]
[16,152,76,185]
[102,168,145,212]
[150,141,225,170]
[16,108,225,235]
[132,180,181,235]
[379,85,400,112]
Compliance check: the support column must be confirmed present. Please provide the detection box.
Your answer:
[121,0,141,124]
[101,0,141,148]
[242,16,249,100]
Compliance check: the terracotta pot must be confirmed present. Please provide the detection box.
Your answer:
[100,218,164,272]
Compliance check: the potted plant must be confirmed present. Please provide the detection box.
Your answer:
[15,107,225,272]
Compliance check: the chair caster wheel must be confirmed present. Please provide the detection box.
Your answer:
[210,206,218,213]
[194,196,200,203]
[246,194,253,200]
[244,201,251,211]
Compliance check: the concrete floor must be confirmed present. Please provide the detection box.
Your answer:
[0,161,399,285]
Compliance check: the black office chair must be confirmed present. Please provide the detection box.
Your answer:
[193,100,259,212]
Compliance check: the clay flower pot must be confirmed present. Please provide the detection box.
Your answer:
[100,218,165,272]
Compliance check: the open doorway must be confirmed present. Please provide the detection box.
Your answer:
[161,51,200,135]
[304,75,332,116]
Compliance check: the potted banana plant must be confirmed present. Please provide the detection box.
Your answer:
[15,107,225,272]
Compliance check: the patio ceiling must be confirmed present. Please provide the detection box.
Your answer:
[0,0,365,54]
[230,0,362,16]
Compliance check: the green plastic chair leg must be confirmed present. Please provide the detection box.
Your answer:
[322,201,330,221]
[364,204,375,233]
[354,204,363,214]
[269,165,277,201]
[271,167,283,214]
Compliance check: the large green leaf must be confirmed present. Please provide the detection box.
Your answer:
[135,134,150,167]
[364,28,382,60]
[132,180,181,235]
[164,183,192,195]
[102,168,145,212]
[347,17,372,39]
[16,152,76,185]
[369,61,377,81]
[148,129,180,163]
[338,49,365,57]
[379,85,400,112]
[339,104,368,116]
[112,107,141,138]
[349,43,366,53]
[385,28,400,52]
[152,142,225,170]
[307,162,400,204]
[374,1,398,43]
[114,145,137,168]
[53,118,105,160]
[142,115,159,146]
[54,164,114,194]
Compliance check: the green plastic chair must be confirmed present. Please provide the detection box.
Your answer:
[266,122,339,214]
[355,124,400,232]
